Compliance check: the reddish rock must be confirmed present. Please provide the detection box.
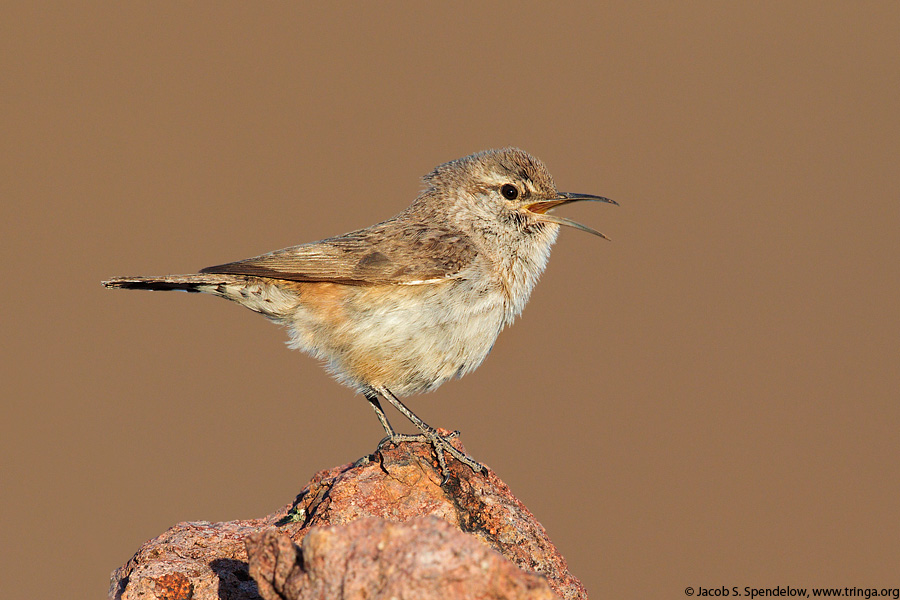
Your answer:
[110,435,588,600]
[248,517,557,600]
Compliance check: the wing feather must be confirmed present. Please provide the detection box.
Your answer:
[200,220,476,285]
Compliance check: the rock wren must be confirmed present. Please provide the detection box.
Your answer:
[103,147,616,482]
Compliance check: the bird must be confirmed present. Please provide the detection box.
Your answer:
[103,147,617,482]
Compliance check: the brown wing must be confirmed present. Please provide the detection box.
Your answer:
[199,220,477,285]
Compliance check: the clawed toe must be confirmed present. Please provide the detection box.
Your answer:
[374,429,482,484]
[377,432,429,450]
[367,387,483,485]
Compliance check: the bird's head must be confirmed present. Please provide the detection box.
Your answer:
[422,147,617,247]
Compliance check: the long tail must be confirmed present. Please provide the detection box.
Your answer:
[102,274,244,293]
[102,273,300,318]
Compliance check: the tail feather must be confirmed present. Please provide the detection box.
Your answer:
[102,273,301,318]
[102,274,242,292]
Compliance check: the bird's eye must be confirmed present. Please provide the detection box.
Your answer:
[501,184,519,200]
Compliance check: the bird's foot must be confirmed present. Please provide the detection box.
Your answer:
[377,429,458,448]
[377,429,483,485]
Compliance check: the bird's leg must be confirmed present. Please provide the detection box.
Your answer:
[367,387,445,446]
[365,392,396,438]
[367,391,432,447]
[372,385,483,482]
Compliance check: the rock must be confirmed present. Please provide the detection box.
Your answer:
[247,518,559,600]
[109,434,588,600]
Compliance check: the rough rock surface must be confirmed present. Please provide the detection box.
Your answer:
[248,518,558,600]
[109,434,588,600]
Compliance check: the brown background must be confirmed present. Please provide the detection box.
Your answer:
[3,2,898,598]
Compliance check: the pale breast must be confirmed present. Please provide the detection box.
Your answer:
[283,276,506,396]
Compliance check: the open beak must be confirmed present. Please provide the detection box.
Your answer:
[526,192,618,240]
